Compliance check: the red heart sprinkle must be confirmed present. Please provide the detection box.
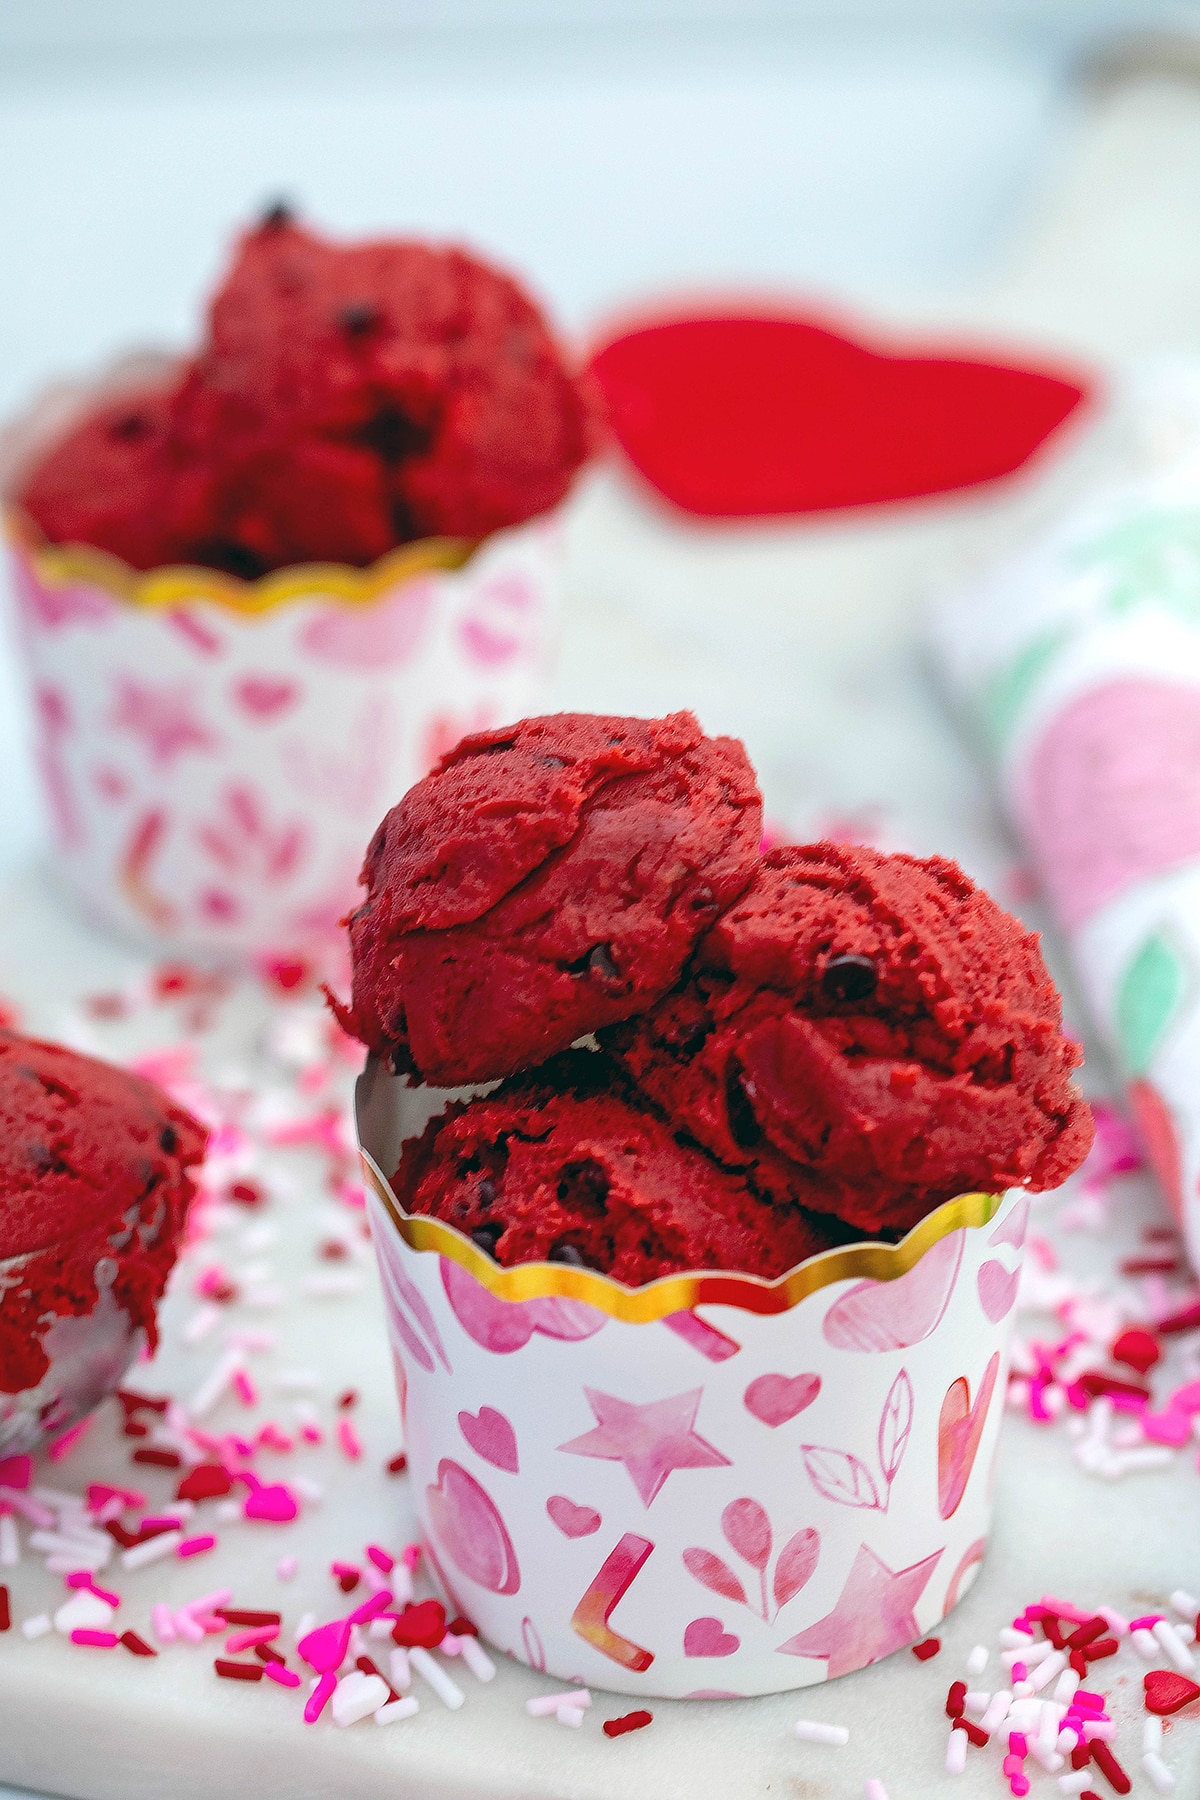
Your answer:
[1111,1327,1161,1375]
[176,1464,232,1503]
[391,1599,447,1649]
[1144,1669,1200,1714]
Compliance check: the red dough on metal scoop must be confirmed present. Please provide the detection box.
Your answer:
[0,1029,206,1394]
[337,711,763,1085]
[394,1052,837,1285]
[604,841,1094,1234]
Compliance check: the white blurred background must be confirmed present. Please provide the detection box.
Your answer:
[0,0,1186,880]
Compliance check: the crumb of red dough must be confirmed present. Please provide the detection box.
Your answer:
[17,213,595,577]
[603,841,1094,1235]
[338,710,763,1085]
[0,1029,206,1394]
[392,1050,838,1286]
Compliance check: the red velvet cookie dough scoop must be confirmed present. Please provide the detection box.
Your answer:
[0,1029,206,1404]
[394,1051,836,1285]
[337,710,763,1084]
[604,841,1094,1234]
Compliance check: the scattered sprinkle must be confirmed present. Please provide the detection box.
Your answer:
[603,1710,652,1738]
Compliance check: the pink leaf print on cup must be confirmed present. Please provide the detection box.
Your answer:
[457,1405,519,1474]
[683,1617,740,1657]
[195,785,306,887]
[722,1498,771,1570]
[801,1446,882,1511]
[299,578,436,670]
[822,1230,963,1351]
[439,1258,604,1354]
[426,1458,520,1595]
[877,1368,914,1486]
[33,686,81,848]
[1020,677,1200,930]
[681,1548,749,1609]
[521,1616,547,1672]
[772,1528,819,1611]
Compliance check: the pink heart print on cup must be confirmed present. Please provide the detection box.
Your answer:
[457,1405,519,1473]
[426,1457,521,1595]
[1020,677,1200,931]
[684,1617,740,1657]
[232,675,299,720]
[743,1371,821,1427]
[822,1230,964,1351]
[546,1495,602,1539]
[439,1258,606,1354]
[299,578,436,670]
[937,1351,1000,1519]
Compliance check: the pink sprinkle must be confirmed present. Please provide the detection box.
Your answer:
[401,1544,421,1572]
[277,1556,299,1582]
[367,1545,395,1575]
[347,1589,393,1626]
[1010,1619,1035,1635]
[1141,1409,1191,1446]
[178,1535,217,1559]
[243,1484,298,1524]
[181,1588,233,1619]
[1168,1379,1200,1414]
[174,1612,206,1644]
[48,1416,94,1461]
[1073,1691,1106,1712]
[66,1575,120,1607]
[0,1456,33,1490]
[196,1264,235,1300]
[1011,1662,1027,1681]
[1002,1754,1024,1776]
[298,1619,351,1673]
[1040,1596,1094,1625]
[1008,1733,1027,1756]
[225,1435,256,1459]
[233,1369,257,1408]
[226,1625,278,1653]
[1129,1614,1165,1631]
[141,1515,185,1533]
[257,1424,293,1452]
[304,1669,337,1722]
[151,1604,176,1644]
[1009,1778,1030,1797]
[336,1418,362,1462]
[331,1561,359,1581]
[71,1630,119,1648]
[300,1425,323,1446]
[1028,1379,1055,1423]
[263,1661,302,1689]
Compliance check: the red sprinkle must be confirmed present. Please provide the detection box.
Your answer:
[0,1587,9,1632]
[117,1389,169,1414]
[1118,1257,1180,1275]
[256,1644,286,1665]
[1072,1744,1092,1770]
[1067,1619,1108,1650]
[176,1465,233,1503]
[218,1610,282,1628]
[946,1680,967,1720]
[1158,1301,1200,1336]
[131,1448,182,1469]
[386,1453,408,1475]
[603,1710,653,1738]
[1085,1639,1118,1662]
[912,1637,941,1661]
[214,1659,263,1682]
[336,1389,358,1410]
[447,1616,479,1638]
[960,1720,989,1747]
[392,1600,447,1650]
[1070,1649,1088,1676]
[1089,1740,1130,1794]
[1075,1372,1150,1404]
[120,1631,157,1657]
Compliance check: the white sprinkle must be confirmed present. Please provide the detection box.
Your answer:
[1028,1743,1064,1775]
[946,1726,967,1775]
[332,1671,390,1727]
[1143,1751,1176,1795]
[1097,1605,1130,1637]
[32,1485,85,1508]
[53,1591,115,1635]
[979,1690,1012,1733]
[0,1515,18,1568]
[374,1696,420,1725]
[1028,1649,1068,1693]
[21,1614,52,1640]
[864,1782,889,1800]
[276,1556,298,1582]
[292,1400,320,1429]
[1052,1669,1080,1706]
[214,1500,241,1524]
[1056,1773,1093,1797]
[1133,1627,1161,1659]
[295,1611,317,1644]
[965,1645,988,1676]
[239,1222,278,1254]
[999,1627,1035,1648]
[224,1327,276,1353]
[792,1720,849,1746]
[1037,1699,1062,1749]
[0,1489,54,1528]
[1153,1618,1196,1673]
[29,1528,111,1561]
[408,1646,464,1709]
[188,1350,244,1419]
[174,1611,205,1644]
[390,1564,414,1606]
[301,1271,364,1298]
[367,1617,392,1642]
[457,1636,496,1683]
[388,1647,411,1692]
[291,1476,323,1504]
[1144,1716,1164,1754]
[526,1688,593,1717]
[1170,1588,1199,1619]
[1012,1680,1033,1699]
[556,1704,585,1727]
[182,1303,222,1345]
[243,1285,285,1309]
[963,1691,991,1715]
[1081,1719,1116,1741]
[45,1552,109,1574]
[122,1530,182,1570]
[1056,1728,1079,1753]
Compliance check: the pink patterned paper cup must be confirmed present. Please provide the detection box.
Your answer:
[1,368,564,960]
[356,1059,1027,1700]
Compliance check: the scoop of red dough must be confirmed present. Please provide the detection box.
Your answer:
[17,213,595,577]
[394,1051,836,1285]
[338,710,763,1084]
[604,842,1094,1234]
[0,1029,206,1394]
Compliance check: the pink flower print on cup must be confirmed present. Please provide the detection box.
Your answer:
[195,784,306,889]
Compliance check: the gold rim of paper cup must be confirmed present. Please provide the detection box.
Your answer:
[355,1059,1003,1323]
[5,505,477,615]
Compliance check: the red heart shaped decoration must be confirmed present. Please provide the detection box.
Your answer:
[1145,1669,1200,1715]
[391,1599,448,1650]
[589,315,1088,517]
[937,1352,1000,1519]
